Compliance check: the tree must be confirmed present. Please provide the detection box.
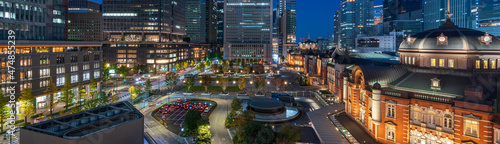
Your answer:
[197,124,211,144]
[19,85,35,125]
[243,65,250,73]
[190,60,195,66]
[219,77,229,92]
[129,86,138,100]
[118,65,130,77]
[132,62,139,74]
[184,110,202,131]
[254,76,266,92]
[241,122,274,144]
[234,66,240,73]
[276,124,303,144]
[83,99,99,110]
[102,60,111,82]
[89,76,97,99]
[61,74,76,111]
[78,83,86,106]
[206,60,212,66]
[201,75,212,92]
[145,79,152,93]
[230,99,242,113]
[196,62,205,72]
[272,77,285,91]
[174,63,180,71]
[0,89,10,132]
[211,64,218,72]
[238,77,247,90]
[184,74,196,91]
[165,72,179,91]
[44,78,58,115]
[222,61,229,72]
[182,61,188,69]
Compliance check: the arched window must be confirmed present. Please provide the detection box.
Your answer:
[443,114,453,129]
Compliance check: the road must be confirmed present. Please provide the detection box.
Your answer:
[208,98,232,144]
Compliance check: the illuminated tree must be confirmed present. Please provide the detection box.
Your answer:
[44,78,58,115]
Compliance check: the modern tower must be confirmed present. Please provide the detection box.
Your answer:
[68,0,103,41]
[185,0,206,43]
[102,0,205,71]
[223,0,273,62]
[339,0,375,50]
[423,0,472,31]
[0,0,68,40]
[216,1,224,45]
[471,0,500,36]
[276,0,297,58]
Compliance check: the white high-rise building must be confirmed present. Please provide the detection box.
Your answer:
[223,0,273,62]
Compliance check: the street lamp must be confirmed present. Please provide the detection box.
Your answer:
[267,81,270,85]
[284,81,288,85]
[250,81,253,84]
[233,81,236,84]
[216,81,219,84]
[199,80,202,84]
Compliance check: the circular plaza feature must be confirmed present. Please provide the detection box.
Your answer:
[247,98,285,114]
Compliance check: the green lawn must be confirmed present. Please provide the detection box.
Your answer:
[181,86,241,91]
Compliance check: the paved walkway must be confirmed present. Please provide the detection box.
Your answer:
[335,113,378,144]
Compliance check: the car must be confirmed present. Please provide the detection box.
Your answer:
[203,107,210,113]
[175,105,180,109]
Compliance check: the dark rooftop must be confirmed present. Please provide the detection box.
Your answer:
[22,101,143,140]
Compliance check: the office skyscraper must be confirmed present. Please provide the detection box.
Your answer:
[185,0,206,43]
[374,5,383,25]
[382,0,422,34]
[276,0,297,58]
[333,10,341,48]
[423,0,471,31]
[216,1,224,44]
[223,0,273,62]
[185,0,217,44]
[205,0,218,44]
[102,0,205,71]
[339,0,375,50]
[0,0,67,40]
[471,0,500,36]
[68,0,102,41]
[383,0,422,22]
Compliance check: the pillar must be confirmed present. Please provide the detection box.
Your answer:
[372,83,382,125]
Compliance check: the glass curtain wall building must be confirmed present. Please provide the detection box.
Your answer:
[223,0,273,62]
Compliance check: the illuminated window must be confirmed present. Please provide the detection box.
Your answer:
[404,56,407,64]
[431,78,440,90]
[476,60,481,69]
[484,60,489,69]
[491,59,496,69]
[412,57,415,65]
[430,58,436,67]
[464,119,479,138]
[448,59,454,68]
[53,47,64,52]
[439,59,445,67]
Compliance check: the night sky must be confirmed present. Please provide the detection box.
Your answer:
[91,0,383,42]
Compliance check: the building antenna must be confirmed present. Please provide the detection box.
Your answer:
[308,33,310,40]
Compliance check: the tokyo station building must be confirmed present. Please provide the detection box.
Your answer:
[340,19,500,144]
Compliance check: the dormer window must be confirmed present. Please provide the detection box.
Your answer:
[431,78,441,90]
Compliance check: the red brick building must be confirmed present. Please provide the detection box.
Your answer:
[340,20,500,144]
